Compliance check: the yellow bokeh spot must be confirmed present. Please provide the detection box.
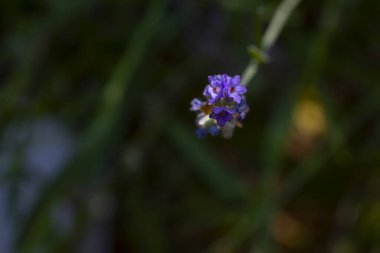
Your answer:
[292,98,326,138]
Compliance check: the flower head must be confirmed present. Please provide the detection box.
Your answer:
[190,74,249,138]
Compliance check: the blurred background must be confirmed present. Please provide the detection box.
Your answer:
[0,0,379,252]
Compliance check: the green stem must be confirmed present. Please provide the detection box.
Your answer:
[241,0,301,87]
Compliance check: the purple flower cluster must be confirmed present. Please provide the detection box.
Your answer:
[190,74,249,138]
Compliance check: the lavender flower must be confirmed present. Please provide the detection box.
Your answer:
[190,98,203,111]
[203,75,225,104]
[209,107,234,127]
[226,75,247,103]
[208,126,220,136]
[190,74,249,138]
[235,98,249,120]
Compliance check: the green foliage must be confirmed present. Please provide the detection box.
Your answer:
[0,0,379,252]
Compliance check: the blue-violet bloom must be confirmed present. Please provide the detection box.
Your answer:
[226,75,247,103]
[203,75,225,104]
[190,74,249,138]
[208,126,220,136]
[190,98,203,111]
[209,107,234,127]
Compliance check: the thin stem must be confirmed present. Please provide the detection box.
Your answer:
[240,59,259,87]
[261,0,301,50]
[241,0,301,87]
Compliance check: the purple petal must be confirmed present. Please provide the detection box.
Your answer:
[203,85,209,97]
[235,85,247,94]
[210,107,234,127]
[212,107,234,114]
[212,107,224,114]
[208,75,215,84]
[190,98,203,111]
[230,93,241,103]
[231,75,240,86]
